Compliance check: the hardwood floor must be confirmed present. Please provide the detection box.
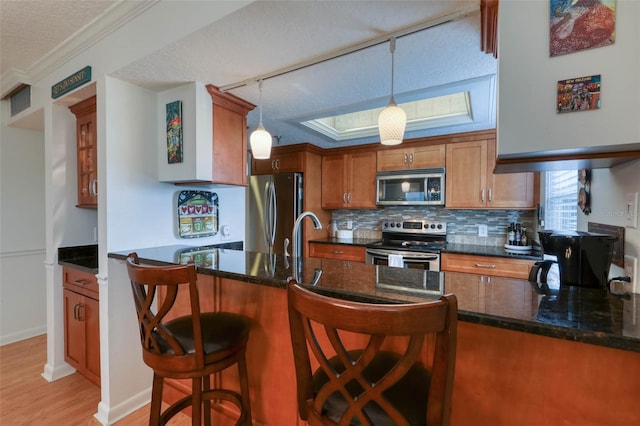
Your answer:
[0,335,190,425]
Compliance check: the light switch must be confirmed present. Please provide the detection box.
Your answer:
[625,192,638,229]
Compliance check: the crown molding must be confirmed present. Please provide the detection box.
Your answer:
[0,0,159,98]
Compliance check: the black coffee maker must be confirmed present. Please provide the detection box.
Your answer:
[537,230,617,289]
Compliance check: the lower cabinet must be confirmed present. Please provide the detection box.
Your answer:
[441,253,534,280]
[63,267,100,386]
[309,242,366,262]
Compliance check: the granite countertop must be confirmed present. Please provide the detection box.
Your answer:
[311,239,544,261]
[109,245,640,353]
[442,243,544,261]
[58,244,99,274]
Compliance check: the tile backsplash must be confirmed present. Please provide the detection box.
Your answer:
[331,206,536,246]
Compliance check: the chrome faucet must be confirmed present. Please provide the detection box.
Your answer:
[292,211,322,260]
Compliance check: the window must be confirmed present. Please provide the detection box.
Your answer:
[544,170,578,231]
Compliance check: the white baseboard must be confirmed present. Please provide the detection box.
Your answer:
[93,388,151,426]
[41,361,76,382]
[0,327,46,346]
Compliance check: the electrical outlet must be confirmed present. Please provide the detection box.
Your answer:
[625,192,638,228]
[624,255,638,294]
[220,224,231,241]
[478,224,488,237]
[346,220,353,230]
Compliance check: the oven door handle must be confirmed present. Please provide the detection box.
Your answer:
[404,255,439,262]
[366,248,439,261]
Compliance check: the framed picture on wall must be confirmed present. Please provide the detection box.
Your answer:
[550,0,616,57]
[557,75,601,114]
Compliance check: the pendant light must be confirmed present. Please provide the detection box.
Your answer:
[250,79,272,159]
[378,37,406,146]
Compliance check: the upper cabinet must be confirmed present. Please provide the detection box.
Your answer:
[446,139,537,209]
[322,151,377,209]
[69,96,97,208]
[377,144,445,171]
[157,82,254,185]
[251,150,302,175]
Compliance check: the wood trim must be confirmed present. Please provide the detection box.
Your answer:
[205,84,255,115]
[68,95,96,118]
[494,148,640,173]
[480,0,498,58]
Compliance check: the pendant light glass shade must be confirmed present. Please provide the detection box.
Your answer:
[250,80,272,159]
[250,123,272,159]
[378,37,406,146]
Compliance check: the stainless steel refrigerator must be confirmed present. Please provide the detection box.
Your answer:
[246,173,303,255]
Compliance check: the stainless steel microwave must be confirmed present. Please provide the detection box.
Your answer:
[376,168,445,206]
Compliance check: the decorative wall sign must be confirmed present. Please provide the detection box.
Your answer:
[550,0,616,57]
[166,100,183,164]
[177,191,218,238]
[588,222,624,267]
[578,169,591,215]
[557,75,601,113]
[51,66,92,99]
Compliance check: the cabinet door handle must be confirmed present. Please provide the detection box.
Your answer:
[481,189,485,202]
[475,263,497,269]
[409,153,414,165]
[74,303,79,320]
[332,250,345,254]
[343,192,347,204]
[74,279,90,286]
[488,188,492,202]
[271,160,276,170]
[404,153,408,164]
[347,193,352,203]
[275,159,280,169]
[90,179,98,197]
[77,303,85,321]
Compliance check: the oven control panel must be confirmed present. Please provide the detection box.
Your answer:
[381,220,447,235]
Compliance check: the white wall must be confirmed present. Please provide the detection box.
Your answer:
[497,0,640,157]
[0,101,46,345]
[95,76,246,424]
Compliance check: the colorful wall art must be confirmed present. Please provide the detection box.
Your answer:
[557,74,601,113]
[550,0,616,57]
[166,100,183,164]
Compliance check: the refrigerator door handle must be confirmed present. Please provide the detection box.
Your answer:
[269,180,277,246]
[263,181,272,248]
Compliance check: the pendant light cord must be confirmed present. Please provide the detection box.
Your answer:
[258,79,264,125]
[389,37,396,104]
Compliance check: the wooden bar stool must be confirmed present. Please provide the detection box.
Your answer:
[126,253,252,426]
[288,282,457,426]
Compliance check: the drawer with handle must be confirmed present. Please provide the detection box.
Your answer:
[309,243,366,263]
[63,267,99,298]
[441,253,534,280]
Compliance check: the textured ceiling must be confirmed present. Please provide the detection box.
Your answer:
[0,0,497,147]
[0,0,116,76]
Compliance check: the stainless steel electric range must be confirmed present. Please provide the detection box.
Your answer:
[366,219,447,295]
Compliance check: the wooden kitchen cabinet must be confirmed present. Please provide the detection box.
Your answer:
[69,96,97,208]
[321,151,377,209]
[441,252,534,280]
[207,85,253,186]
[251,150,302,175]
[63,267,100,386]
[157,83,254,185]
[377,143,446,171]
[445,139,537,209]
[309,242,366,262]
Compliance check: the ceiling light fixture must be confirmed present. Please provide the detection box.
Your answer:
[249,79,272,159]
[378,37,407,146]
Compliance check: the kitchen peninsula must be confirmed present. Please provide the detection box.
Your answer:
[109,246,640,426]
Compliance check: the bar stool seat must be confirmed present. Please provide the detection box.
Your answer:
[126,253,252,426]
